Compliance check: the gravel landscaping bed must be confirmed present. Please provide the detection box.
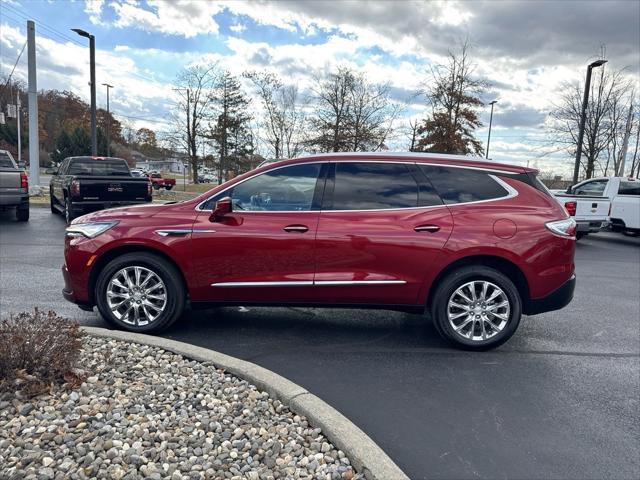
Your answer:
[0,336,362,480]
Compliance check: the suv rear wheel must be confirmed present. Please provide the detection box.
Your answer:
[95,253,186,332]
[430,266,522,350]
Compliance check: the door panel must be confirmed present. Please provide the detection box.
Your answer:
[189,162,326,303]
[190,211,320,302]
[313,207,453,304]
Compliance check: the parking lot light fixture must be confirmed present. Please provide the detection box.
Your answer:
[572,59,608,183]
[72,28,97,157]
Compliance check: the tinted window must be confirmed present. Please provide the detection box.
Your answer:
[68,160,130,176]
[618,181,640,196]
[0,152,15,168]
[205,163,321,211]
[420,165,508,205]
[329,162,422,210]
[573,179,607,196]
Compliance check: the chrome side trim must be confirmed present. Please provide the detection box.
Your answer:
[155,229,193,237]
[211,280,406,287]
[191,229,217,233]
[314,280,407,286]
[212,281,314,287]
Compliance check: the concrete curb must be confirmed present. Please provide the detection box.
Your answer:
[83,326,409,480]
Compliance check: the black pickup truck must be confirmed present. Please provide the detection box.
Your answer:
[50,156,152,224]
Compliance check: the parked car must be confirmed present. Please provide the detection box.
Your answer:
[130,169,148,178]
[149,172,176,190]
[553,181,611,239]
[50,156,153,224]
[62,152,576,350]
[0,149,29,221]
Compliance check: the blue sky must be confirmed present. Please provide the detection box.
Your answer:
[1,0,638,176]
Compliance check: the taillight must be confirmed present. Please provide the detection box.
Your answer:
[147,181,153,196]
[546,218,577,238]
[564,201,577,216]
[71,179,81,196]
[20,171,28,189]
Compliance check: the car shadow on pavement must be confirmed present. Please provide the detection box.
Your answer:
[162,306,453,358]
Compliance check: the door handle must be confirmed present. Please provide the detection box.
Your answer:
[283,224,309,233]
[414,225,440,233]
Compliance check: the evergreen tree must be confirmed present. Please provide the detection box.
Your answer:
[209,71,252,183]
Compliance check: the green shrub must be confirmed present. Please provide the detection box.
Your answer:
[0,309,84,397]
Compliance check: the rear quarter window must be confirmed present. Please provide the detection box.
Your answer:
[419,165,509,205]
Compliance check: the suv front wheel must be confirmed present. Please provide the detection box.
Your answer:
[95,252,186,332]
[430,266,522,350]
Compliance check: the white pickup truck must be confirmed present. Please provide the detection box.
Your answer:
[554,177,640,238]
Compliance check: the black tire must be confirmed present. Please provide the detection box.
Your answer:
[622,230,640,237]
[430,266,522,350]
[95,252,186,333]
[576,232,587,240]
[50,192,57,214]
[153,184,160,190]
[165,185,173,191]
[64,197,75,225]
[16,204,29,222]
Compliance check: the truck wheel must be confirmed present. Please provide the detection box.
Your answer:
[16,204,29,222]
[165,185,173,191]
[50,191,57,214]
[153,184,160,190]
[429,266,522,350]
[95,252,186,333]
[64,198,75,225]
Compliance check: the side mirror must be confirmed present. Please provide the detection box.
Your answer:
[566,186,573,194]
[209,196,232,222]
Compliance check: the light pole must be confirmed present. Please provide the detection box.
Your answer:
[102,83,113,157]
[72,28,97,156]
[486,100,497,159]
[572,59,607,183]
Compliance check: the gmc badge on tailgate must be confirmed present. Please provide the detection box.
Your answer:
[108,183,123,192]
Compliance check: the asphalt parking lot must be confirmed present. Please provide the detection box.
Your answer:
[1,206,639,480]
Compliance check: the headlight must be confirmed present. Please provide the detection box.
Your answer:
[66,221,119,238]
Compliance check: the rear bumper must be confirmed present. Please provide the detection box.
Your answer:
[525,274,576,316]
[576,221,603,233]
[0,191,28,206]
[70,199,151,210]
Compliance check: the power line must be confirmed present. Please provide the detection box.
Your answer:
[1,3,85,47]
[2,41,26,90]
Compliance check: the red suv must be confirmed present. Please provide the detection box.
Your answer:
[63,153,576,349]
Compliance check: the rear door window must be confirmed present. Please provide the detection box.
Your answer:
[0,152,15,168]
[617,181,640,196]
[328,162,432,210]
[419,165,509,205]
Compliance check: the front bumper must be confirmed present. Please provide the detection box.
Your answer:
[524,274,576,316]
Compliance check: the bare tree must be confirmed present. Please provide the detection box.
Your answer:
[168,65,218,183]
[415,39,487,155]
[244,71,305,159]
[307,66,399,152]
[549,59,633,179]
[629,111,640,177]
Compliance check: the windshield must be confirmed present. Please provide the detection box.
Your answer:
[68,160,130,176]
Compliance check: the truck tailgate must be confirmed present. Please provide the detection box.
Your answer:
[0,169,22,190]
[76,176,149,202]
[554,194,610,221]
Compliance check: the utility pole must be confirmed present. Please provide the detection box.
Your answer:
[102,83,113,156]
[486,100,497,159]
[27,20,40,187]
[573,59,607,183]
[617,98,634,177]
[173,88,192,182]
[16,92,21,165]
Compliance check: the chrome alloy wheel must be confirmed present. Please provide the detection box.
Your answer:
[447,280,511,341]
[106,266,167,326]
